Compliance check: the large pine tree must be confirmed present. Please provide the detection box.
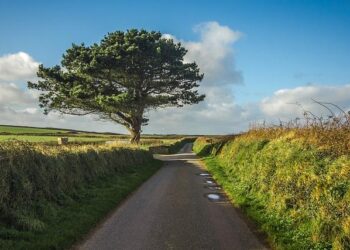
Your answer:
[28,29,205,143]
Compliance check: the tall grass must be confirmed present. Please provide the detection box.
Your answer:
[249,102,350,157]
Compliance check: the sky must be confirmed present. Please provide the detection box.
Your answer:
[0,0,350,134]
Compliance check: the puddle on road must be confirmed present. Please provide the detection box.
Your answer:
[208,194,220,200]
[205,193,227,202]
[199,173,211,176]
[204,177,216,185]
[196,172,211,177]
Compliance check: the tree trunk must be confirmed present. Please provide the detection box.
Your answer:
[129,118,141,144]
[130,129,141,144]
[127,111,144,144]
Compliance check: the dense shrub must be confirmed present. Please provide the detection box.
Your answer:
[193,134,350,249]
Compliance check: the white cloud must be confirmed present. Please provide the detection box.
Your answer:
[0,84,124,132]
[260,84,350,121]
[0,83,34,105]
[186,22,243,86]
[164,21,243,86]
[0,52,39,81]
[146,22,245,134]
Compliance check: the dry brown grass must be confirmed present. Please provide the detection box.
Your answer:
[248,103,350,156]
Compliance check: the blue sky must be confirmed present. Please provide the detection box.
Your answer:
[0,0,350,134]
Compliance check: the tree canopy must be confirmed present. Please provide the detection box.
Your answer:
[28,29,205,143]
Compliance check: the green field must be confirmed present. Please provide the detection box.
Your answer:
[0,125,189,144]
[0,125,72,134]
[0,135,111,142]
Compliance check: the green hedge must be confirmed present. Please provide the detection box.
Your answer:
[193,136,350,250]
[0,142,154,233]
[168,137,197,153]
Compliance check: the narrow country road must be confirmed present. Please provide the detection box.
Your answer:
[78,144,268,250]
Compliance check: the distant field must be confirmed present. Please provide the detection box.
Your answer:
[0,125,121,143]
[0,135,111,142]
[0,125,188,144]
[0,124,119,136]
[0,125,69,134]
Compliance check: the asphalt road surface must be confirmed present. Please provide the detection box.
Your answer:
[78,143,268,250]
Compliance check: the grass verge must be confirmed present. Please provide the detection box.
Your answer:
[0,160,162,250]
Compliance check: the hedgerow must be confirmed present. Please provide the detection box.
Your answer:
[194,131,350,249]
[0,142,153,232]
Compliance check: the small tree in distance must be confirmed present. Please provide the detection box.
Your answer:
[28,29,205,143]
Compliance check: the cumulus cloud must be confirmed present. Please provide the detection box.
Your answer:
[146,22,245,134]
[0,52,39,81]
[0,82,123,132]
[164,21,243,86]
[0,83,34,105]
[260,84,350,121]
[185,22,242,85]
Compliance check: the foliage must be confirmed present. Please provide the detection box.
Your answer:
[193,133,350,250]
[192,137,217,156]
[0,160,161,249]
[168,137,196,153]
[0,141,154,238]
[28,29,205,143]
[192,136,235,156]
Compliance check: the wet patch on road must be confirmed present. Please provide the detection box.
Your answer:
[205,193,227,202]
[203,177,216,185]
[197,172,211,177]
[205,180,215,184]
[198,172,227,201]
